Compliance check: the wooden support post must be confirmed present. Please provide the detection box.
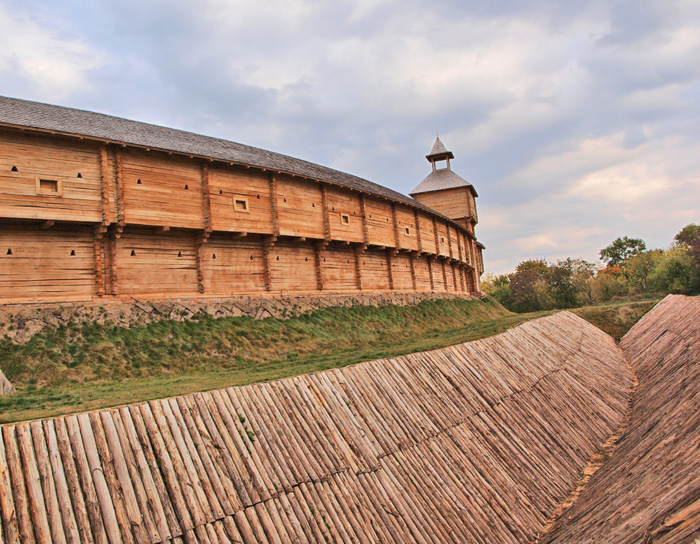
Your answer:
[359,194,370,247]
[452,263,458,291]
[433,217,440,256]
[93,227,105,297]
[427,257,435,292]
[354,245,364,290]
[268,174,280,239]
[456,230,464,263]
[446,224,454,260]
[99,146,112,227]
[195,233,206,294]
[115,149,126,228]
[321,184,331,244]
[109,231,119,295]
[409,255,417,291]
[314,243,324,291]
[386,250,394,290]
[414,210,423,253]
[442,260,448,291]
[391,203,400,251]
[200,163,212,237]
[262,237,273,292]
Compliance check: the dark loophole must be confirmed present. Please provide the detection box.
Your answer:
[257,194,260,199]
[178,251,182,257]
[11,166,18,172]
[137,179,142,184]
[219,189,223,195]
[6,248,12,255]
[130,250,136,256]
[184,185,189,190]
[276,256,279,260]
[250,255,254,260]
[213,254,216,259]
[70,250,76,256]
[77,173,82,178]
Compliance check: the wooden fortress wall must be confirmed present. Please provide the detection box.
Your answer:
[0,128,481,303]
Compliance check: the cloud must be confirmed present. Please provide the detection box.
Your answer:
[0,4,105,100]
[0,0,698,275]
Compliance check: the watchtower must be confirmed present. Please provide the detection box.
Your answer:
[410,137,484,291]
[409,136,478,233]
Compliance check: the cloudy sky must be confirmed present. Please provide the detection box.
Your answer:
[1,0,699,274]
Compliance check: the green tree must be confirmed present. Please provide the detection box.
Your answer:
[674,223,700,248]
[549,259,578,309]
[624,250,663,292]
[648,247,696,294]
[481,273,512,308]
[674,224,700,292]
[600,237,647,267]
[509,259,551,312]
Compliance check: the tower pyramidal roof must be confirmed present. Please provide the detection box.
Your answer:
[410,136,477,197]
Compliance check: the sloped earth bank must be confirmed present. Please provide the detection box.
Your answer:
[0,312,632,543]
[543,295,700,543]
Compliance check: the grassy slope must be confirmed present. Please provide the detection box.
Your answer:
[0,297,659,423]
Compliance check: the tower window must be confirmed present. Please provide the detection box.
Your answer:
[234,198,249,212]
[340,214,350,225]
[37,178,61,196]
[404,227,411,236]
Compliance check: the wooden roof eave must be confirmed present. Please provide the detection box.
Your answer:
[0,121,474,237]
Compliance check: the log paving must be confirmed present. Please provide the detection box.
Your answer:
[544,294,700,544]
[0,312,633,543]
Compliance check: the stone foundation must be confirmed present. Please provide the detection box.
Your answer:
[0,291,479,344]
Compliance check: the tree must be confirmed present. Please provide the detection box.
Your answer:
[549,259,578,309]
[509,259,551,312]
[624,250,663,292]
[600,237,647,267]
[481,273,513,308]
[674,223,700,248]
[649,247,696,294]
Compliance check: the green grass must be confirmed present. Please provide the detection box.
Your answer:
[0,296,660,424]
[571,298,660,340]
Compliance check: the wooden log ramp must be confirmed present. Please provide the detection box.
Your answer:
[0,311,633,543]
[542,294,700,544]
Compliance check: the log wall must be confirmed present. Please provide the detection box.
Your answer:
[0,127,481,303]
[0,312,632,543]
[0,225,97,302]
[0,132,102,223]
[544,295,700,544]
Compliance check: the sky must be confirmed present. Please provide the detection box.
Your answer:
[1,0,699,274]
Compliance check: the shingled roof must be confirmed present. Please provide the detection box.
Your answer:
[410,168,477,196]
[426,136,454,160]
[0,95,445,218]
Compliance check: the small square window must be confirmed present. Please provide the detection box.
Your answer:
[340,214,350,225]
[36,177,62,196]
[404,227,411,236]
[234,198,249,212]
